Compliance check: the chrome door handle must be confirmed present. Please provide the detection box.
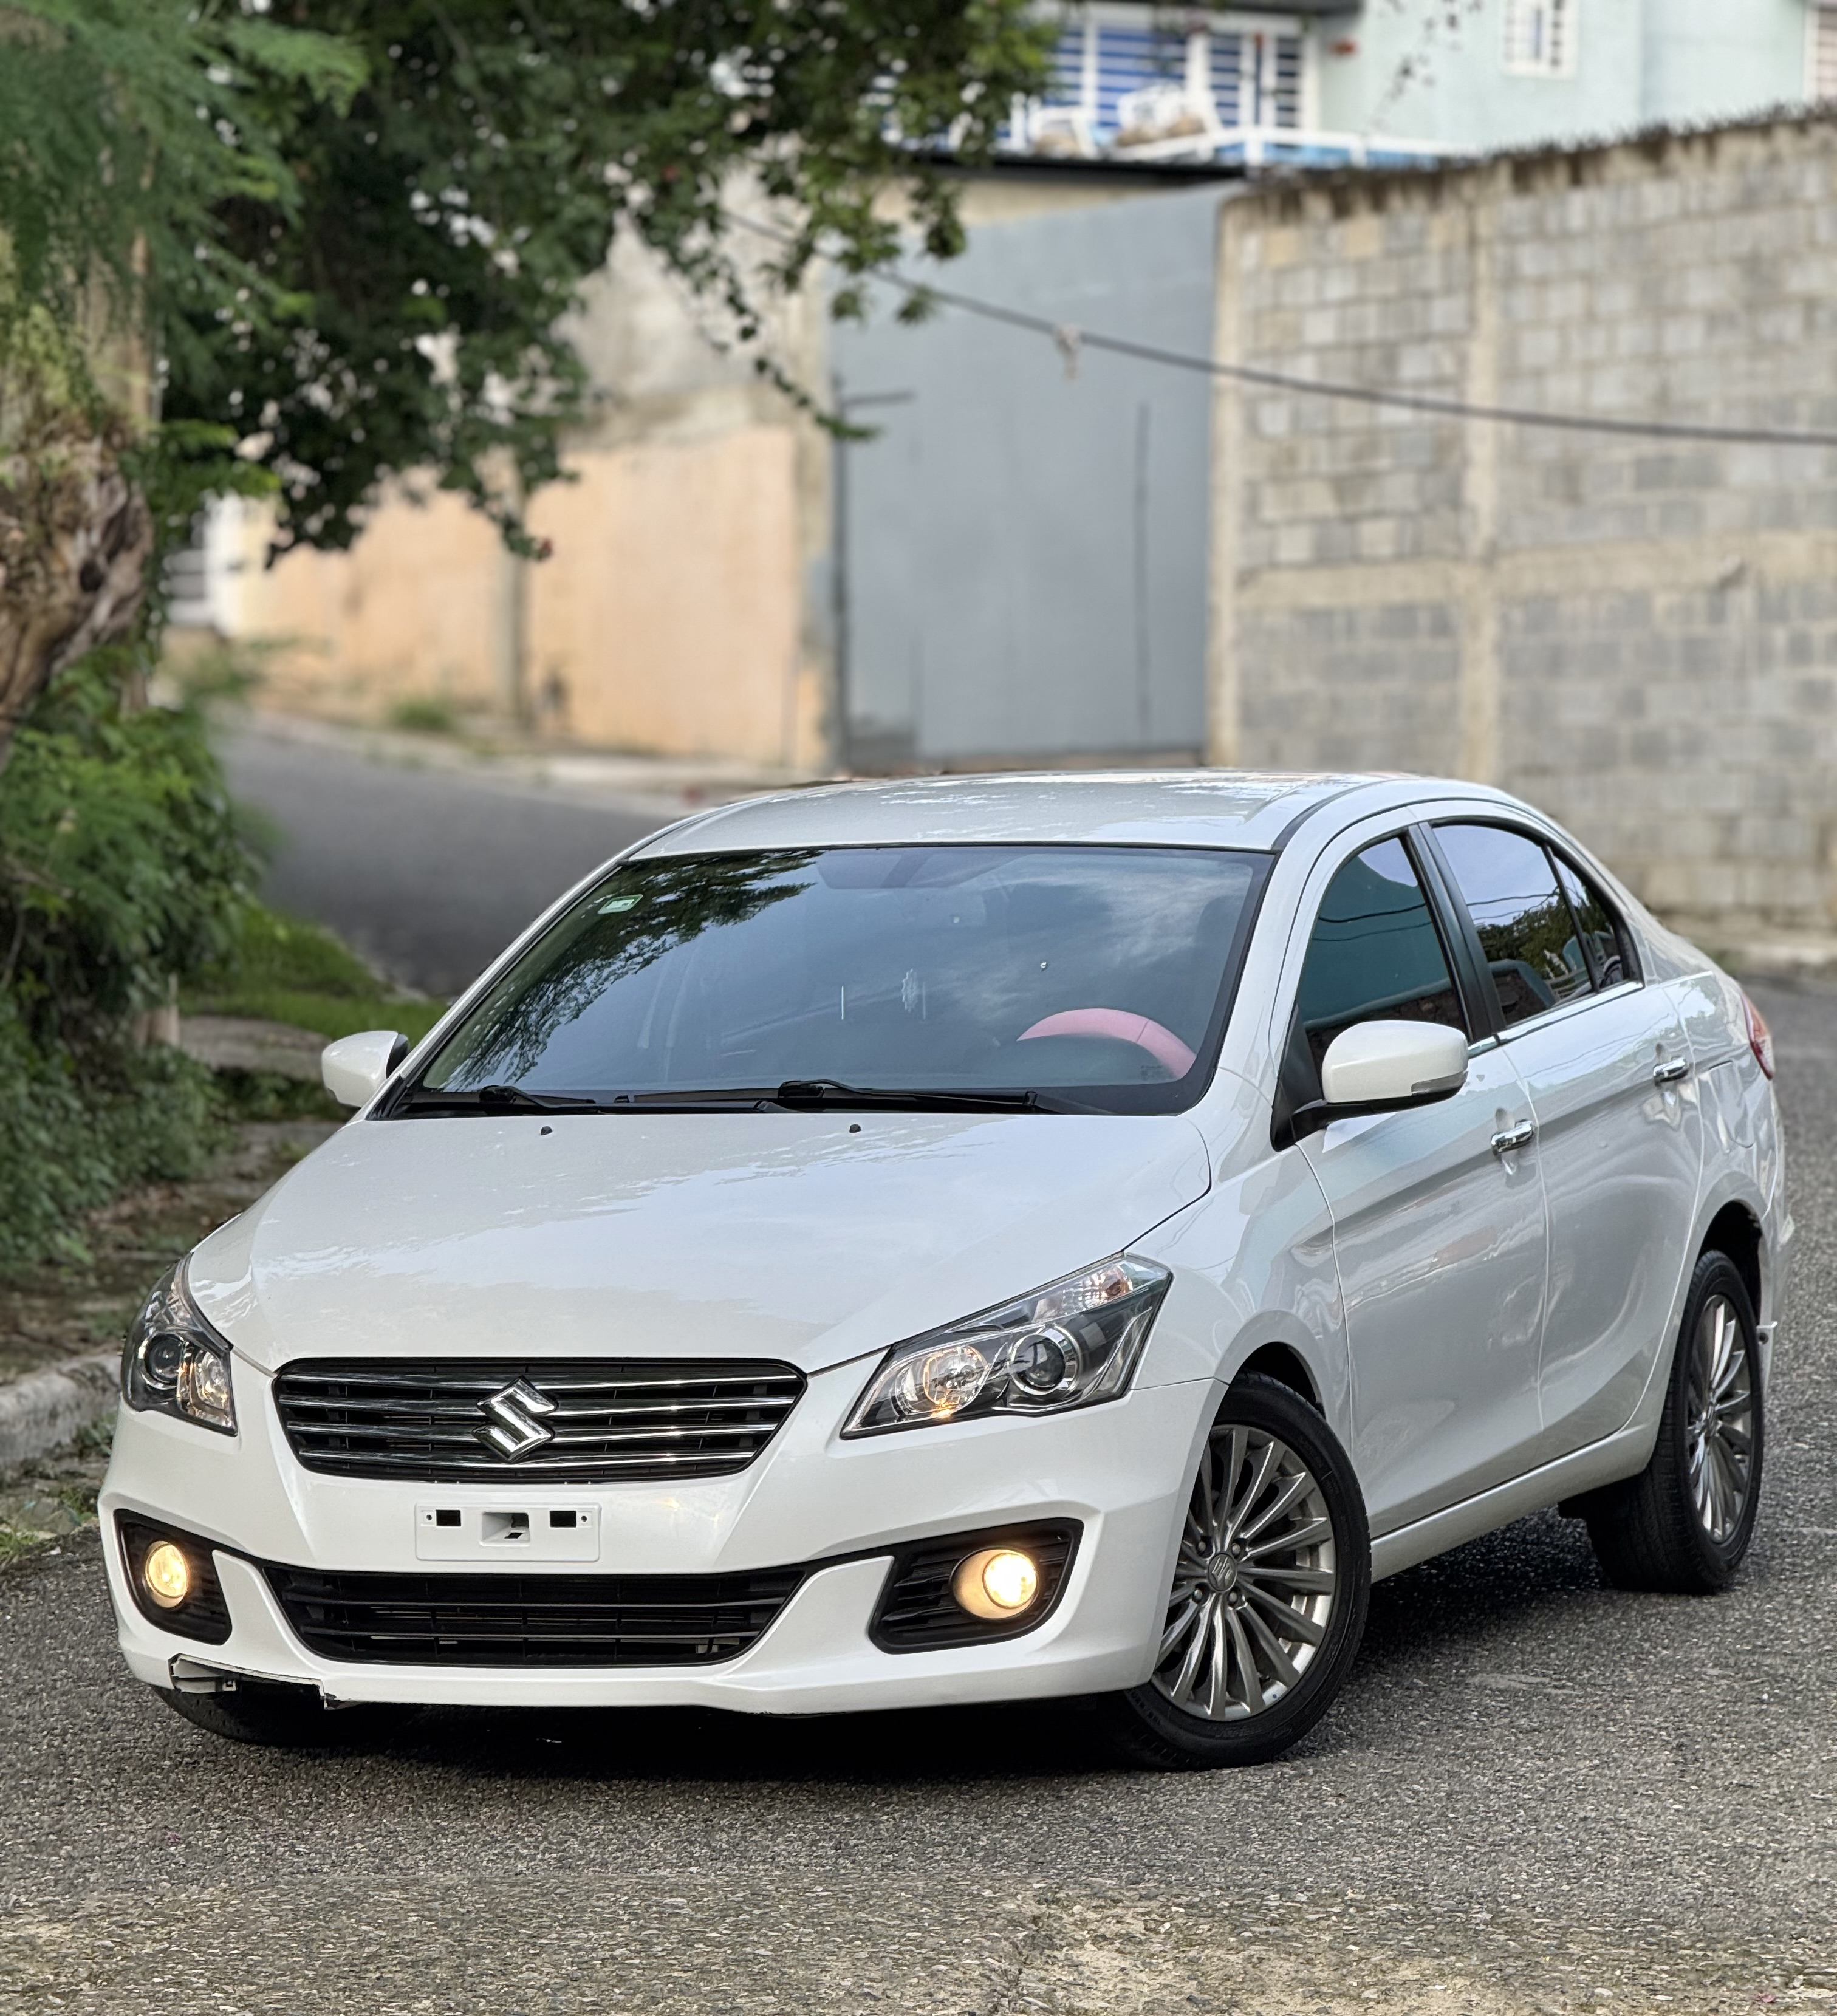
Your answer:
[1652,1057,1690,1085]
[1491,1119,1536,1156]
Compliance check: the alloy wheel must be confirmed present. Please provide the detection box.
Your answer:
[1151,1422,1338,1721]
[1686,1293,1755,1545]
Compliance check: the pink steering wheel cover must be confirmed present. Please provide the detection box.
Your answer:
[1017,1008,1196,1079]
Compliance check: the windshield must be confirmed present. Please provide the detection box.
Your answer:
[405,844,1269,1115]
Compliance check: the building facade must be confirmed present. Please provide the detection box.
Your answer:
[1013,1,1836,168]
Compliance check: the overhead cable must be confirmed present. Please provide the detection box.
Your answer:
[724,208,1837,452]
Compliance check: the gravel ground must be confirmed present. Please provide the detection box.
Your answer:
[0,981,1830,2015]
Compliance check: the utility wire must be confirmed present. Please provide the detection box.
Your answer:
[725,208,1837,452]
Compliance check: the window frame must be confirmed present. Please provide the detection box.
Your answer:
[1419,819,1641,1044]
[1270,825,1473,1150]
[1501,0,1577,78]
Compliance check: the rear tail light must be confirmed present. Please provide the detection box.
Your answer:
[1742,993,1775,1080]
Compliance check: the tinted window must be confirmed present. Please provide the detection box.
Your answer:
[1554,856,1627,987]
[413,845,1267,1115]
[1293,838,1466,1071]
[1436,824,1592,1027]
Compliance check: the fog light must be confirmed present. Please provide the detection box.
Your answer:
[951,1546,1039,1621]
[142,1540,191,1610]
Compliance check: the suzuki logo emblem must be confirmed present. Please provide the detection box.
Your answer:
[479,1379,558,1460]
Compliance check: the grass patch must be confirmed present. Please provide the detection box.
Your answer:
[387,694,461,735]
[183,904,448,1045]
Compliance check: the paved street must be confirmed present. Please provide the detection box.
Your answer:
[224,720,674,996]
[2,982,1832,2014]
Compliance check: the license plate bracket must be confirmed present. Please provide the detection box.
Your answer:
[414,1503,602,1562]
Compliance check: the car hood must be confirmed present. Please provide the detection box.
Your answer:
[189,1110,1213,1376]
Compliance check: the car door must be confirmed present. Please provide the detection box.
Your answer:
[1278,830,1548,1538]
[1428,822,1704,1463]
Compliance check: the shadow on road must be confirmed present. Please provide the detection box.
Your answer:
[268,1507,1627,1786]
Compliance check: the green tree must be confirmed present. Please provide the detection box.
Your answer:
[0,0,1050,759]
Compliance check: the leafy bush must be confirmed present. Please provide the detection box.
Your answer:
[1,657,255,1044]
[0,994,225,1269]
[0,661,250,1270]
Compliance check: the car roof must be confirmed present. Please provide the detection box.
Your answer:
[636,770,1520,858]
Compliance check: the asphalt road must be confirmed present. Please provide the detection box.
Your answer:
[223,722,671,996]
[3,968,1833,2011]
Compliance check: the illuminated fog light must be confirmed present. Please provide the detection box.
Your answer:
[142,1540,191,1610]
[951,1546,1039,1621]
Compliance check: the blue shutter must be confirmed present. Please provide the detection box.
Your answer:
[1208,30,1246,129]
[1269,32,1304,128]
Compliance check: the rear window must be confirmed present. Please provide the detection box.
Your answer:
[411,845,1270,1115]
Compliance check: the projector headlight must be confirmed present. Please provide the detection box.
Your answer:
[121,1263,237,1437]
[843,1256,1170,1437]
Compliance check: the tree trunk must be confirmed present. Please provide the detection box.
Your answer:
[0,372,152,770]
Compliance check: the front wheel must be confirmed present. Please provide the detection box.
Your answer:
[1101,1372,1371,1769]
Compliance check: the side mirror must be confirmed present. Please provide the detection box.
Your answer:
[1319,1020,1468,1110]
[321,1030,410,1109]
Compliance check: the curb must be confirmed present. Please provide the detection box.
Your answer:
[0,1355,118,1471]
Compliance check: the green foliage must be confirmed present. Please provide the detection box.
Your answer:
[0,661,254,1270]
[387,694,461,736]
[183,901,448,1045]
[2,2,1052,561]
[0,993,227,1270]
[0,658,257,1047]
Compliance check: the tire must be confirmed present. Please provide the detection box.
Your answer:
[1582,1250,1764,1594]
[1100,1372,1371,1769]
[156,1680,403,1748]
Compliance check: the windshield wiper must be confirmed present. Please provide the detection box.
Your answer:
[394,1083,601,1116]
[771,1079,1100,1115]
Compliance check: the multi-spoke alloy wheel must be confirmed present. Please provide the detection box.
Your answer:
[1685,1293,1754,1545]
[1152,1423,1336,1721]
[1582,1250,1765,1595]
[1105,1372,1369,1769]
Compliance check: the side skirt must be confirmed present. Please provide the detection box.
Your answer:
[1369,1424,1654,1582]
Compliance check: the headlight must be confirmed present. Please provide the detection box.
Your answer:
[843,1256,1170,1437]
[121,1263,237,1436]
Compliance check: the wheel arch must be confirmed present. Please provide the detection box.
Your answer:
[1231,1341,1322,1413]
[1699,1198,1763,1320]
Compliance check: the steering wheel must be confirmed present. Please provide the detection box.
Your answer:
[1017,1009,1196,1079]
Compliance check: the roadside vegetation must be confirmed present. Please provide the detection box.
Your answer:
[183,903,447,1048]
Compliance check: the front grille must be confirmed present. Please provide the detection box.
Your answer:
[265,1562,807,1666]
[871,1522,1080,1652]
[272,1359,805,1483]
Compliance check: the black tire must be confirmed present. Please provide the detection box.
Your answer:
[156,1680,404,1748]
[1100,1372,1371,1769]
[1582,1251,1764,1594]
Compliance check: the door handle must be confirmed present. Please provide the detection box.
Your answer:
[1491,1119,1536,1157]
[1652,1057,1690,1085]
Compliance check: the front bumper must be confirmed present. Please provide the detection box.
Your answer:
[100,1355,1213,1713]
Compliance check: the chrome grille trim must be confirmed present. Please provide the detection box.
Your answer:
[272,1358,806,1482]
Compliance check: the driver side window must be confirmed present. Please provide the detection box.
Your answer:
[1293,838,1468,1075]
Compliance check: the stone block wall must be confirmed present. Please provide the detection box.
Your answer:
[1208,114,1837,944]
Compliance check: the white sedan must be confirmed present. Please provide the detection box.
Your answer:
[103,772,1787,1766]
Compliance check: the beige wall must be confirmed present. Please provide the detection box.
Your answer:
[525,426,817,764]
[228,206,832,768]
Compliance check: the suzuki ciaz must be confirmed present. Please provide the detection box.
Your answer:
[104,773,1787,1766]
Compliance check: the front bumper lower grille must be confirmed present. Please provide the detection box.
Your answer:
[272,1358,805,1483]
[264,1562,808,1667]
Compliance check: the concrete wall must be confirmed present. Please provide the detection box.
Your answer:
[1208,113,1837,941]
